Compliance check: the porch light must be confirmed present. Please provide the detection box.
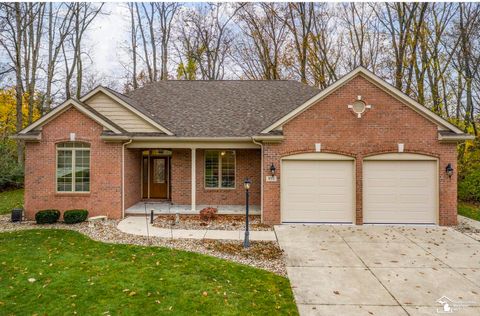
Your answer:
[243,178,252,248]
[446,163,454,178]
[270,163,276,176]
[243,178,252,190]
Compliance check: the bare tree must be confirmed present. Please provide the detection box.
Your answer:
[44,3,75,112]
[127,2,138,89]
[0,3,30,163]
[235,3,288,80]
[308,3,341,88]
[24,3,45,124]
[458,3,480,135]
[283,3,314,83]
[155,2,180,80]
[341,3,382,72]
[178,3,241,80]
[374,3,428,90]
[62,2,103,99]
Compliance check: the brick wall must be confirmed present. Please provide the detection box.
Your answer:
[24,107,124,219]
[170,149,191,205]
[124,148,142,209]
[170,149,261,206]
[262,75,458,226]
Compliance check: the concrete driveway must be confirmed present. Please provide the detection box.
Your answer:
[275,225,480,316]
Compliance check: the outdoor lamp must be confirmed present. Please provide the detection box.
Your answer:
[244,178,252,190]
[446,163,454,178]
[270,163,276,176]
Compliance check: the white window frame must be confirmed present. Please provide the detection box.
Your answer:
[204,150,236,189]
[55,142,91,193]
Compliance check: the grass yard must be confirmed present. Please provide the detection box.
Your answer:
[458,201,480,221]
[0,229,297,315]
[0,189,23,215]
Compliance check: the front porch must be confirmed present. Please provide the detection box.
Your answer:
[125,201,261,216]
[123,145,262,218]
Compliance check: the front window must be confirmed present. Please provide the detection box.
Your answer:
[205,150,235,189]
[56,142,90,192]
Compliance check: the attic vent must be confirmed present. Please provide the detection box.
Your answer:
[347,96,372,118]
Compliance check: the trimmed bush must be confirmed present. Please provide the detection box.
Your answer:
[199,207,218,222]
[63,209,89,224]
[35,209,60,224]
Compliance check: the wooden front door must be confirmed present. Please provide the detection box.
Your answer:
[150,157,168,199]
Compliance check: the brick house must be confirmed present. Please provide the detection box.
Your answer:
[14,67,473,225]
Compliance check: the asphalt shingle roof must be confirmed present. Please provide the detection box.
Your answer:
[121,81,320,137]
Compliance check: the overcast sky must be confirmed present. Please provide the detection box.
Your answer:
[85,3,131,82]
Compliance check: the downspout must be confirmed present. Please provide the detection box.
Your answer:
[122,139,133,219]
[251,137,264,223]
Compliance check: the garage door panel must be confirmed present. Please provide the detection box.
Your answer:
[364,160,436,224]
[282,160,354,223]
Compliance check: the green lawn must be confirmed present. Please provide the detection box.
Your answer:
[458,201,480,221]
[0,229,297,315]
[0,188,24,215]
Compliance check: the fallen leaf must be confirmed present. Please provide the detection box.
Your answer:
[333,291,340,295]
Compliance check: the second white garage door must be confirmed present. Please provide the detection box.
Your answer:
[281,159,354,223]
[363,160,437,224]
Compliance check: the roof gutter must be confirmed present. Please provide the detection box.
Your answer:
[438,133,475,143]
[100,135,256,142]
[251,135,284,143]
[10,133,41,141]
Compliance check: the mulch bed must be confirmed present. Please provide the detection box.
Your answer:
[0,215,286,276]
[153,214,273,231]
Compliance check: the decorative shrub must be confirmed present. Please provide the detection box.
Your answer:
[199,207,218,222]
[35,209,60,224]
[63,209,89,224]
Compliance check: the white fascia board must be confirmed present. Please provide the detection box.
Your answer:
[261,67,465,135]
[80,86,174,136]
[438,133,475,142]
[19,99,122,135]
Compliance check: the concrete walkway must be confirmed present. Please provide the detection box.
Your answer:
[276,224,480,316]
[117,216,276,241]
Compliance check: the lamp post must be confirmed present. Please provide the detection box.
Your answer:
[243,178,252,248]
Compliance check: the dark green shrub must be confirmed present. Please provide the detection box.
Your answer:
[458,168,480,203]
[35,209,60,224]
[63,209,89,224]
[0,142,24,190]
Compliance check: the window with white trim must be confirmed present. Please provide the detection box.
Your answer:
[205,150,235,189]
[56,142,90,192]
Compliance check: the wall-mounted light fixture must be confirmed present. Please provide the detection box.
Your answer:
[270,163,276,176]
[446,163,454,178]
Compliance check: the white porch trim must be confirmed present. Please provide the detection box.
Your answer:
[191,148,196,212]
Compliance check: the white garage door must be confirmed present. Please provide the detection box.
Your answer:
[363,160,437,224]
[281,159,354,223]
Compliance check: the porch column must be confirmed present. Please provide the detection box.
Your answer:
[191,148,196,212]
